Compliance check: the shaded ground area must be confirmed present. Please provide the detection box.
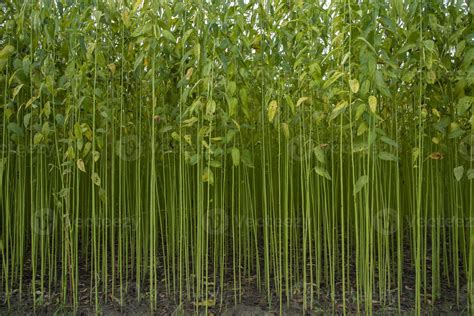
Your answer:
[0,278,469,315]
[0,247,470,315]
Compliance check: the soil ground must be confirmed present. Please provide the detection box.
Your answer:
[0,246,470,315]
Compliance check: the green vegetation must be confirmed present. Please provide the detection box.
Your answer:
[0,0,473,314]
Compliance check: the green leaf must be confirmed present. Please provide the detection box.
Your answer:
[356,37,377,54]
[209,160,222,168]
[379,136,399,148]
[355,103,366,120]
[7,122,24,137]
[454,166,464,181]
[423,39,435,52]
[467,168,474,180]
[354,175,369,195]
[375,71,391,97]
[396,44,416,56]
[285,95,295,115]
[378,151,399,162]
[227,97,238,117]
[242,149,254,168]
[23,113,32,128]
[313,146,325,164]
[314,167,332,181]
[231,147,240,167]
[457,96,473,116]
[0,45,15,59]
[323,71,344,89]
[162,29,176,43]
[448,123,465,139]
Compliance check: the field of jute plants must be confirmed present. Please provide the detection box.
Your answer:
[1,0,473,314]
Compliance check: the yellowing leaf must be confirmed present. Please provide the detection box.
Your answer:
[323,71,344,89]
[426,70,436,84]
[183,116,198,127]
[281,123,290,139]
[368,96,377,113]
[349,79,360,93]
[132,0,142,12]
[12,84,24,99]
[329,100,348,120]
[412,147,420,163]
[107,63,116,74]
[76,159,86,173]
[0,45,15,59]
[42,101,51,118]
[267,100,278,123]
[184,134,192,145]
[171,131,180,141]
[195,298,216,307]
[202,167,214,185]
[454,166,464,181]
[206,99,216,116]
[26,95,39,108]
[92,151,100,162]
[33,132,43,145]
[296,97,309,107]
[121,10,130,27]
[357,122,368,136]
[91,172,101,186]
[185,67,193,80]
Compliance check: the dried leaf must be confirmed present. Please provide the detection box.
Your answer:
[429,152,444,160]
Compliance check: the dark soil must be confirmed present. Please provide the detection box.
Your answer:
[0,245,470,315]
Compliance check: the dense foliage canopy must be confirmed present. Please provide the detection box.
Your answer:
[1,0,473,314]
